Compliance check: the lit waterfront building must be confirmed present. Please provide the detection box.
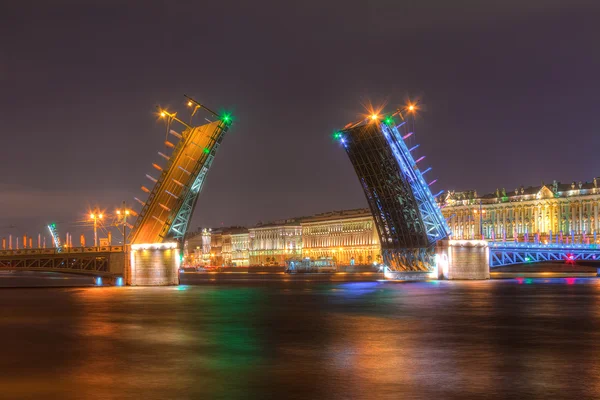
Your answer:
[440,178,600,242]
[301,208,380,265]
[231,231,250,266]
[248,219,303,266]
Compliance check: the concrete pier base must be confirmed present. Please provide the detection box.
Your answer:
[384,270,431,281]
[127,243,180,286]
[436,240,490,280]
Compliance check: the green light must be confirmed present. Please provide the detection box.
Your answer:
[333,132,342,139]
[221,113,232,123]
[385,117,394,125]
[203,148,210,154]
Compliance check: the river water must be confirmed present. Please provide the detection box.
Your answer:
[2,276,600,399]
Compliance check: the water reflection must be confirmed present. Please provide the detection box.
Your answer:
[1,280,600,399]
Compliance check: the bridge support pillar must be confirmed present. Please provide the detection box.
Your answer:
[436,240,490,280]
[127,244,180,286]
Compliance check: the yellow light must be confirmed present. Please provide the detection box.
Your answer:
[370,114,379,120]
[98,214,103,219]
[116,210,121,215]
[408,105,415,111]
[160,111,166,117]
[187,101,192,107]
[125,210,130,215]
[90,213,95,219]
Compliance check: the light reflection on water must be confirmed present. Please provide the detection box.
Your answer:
[1,279,600,399]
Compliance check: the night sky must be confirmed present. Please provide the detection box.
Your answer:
[1,0,599,240]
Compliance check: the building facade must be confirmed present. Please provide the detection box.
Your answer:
[440,179,600,242]
[231,232,250,266]
[301,208,380,265]
[248,220,302,266]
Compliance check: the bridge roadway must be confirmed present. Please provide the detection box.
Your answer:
[489,241,600,268]
[0,246,127,283]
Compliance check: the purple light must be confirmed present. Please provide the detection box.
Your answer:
[403,132,413,140]
[415,156,426,163]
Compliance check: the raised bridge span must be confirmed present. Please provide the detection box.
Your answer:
[2,99,596,284]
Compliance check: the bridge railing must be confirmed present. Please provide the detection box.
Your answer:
[0,246,125,257]
[488,241,600,267]
[489,241,599,250]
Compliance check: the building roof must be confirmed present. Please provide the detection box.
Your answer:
[443,178,600,206]
[300,208,372,223]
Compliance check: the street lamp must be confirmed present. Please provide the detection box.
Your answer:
[90,211,103,247]
[116,202,131,248]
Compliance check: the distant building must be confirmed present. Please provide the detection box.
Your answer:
[231,231,250,266]
[248,219,302,266]
[440,178,600,241]
[301,208,380,265]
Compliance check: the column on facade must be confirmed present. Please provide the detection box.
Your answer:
[593,200,598,232]
[579,200,583,234]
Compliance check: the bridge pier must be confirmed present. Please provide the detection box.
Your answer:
[436,240,490,280]
[126,243,180,286]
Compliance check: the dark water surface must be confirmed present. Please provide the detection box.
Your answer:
[2,278,600,399]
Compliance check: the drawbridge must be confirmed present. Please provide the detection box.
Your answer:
[129,96,232,245]
[335,111,450,271]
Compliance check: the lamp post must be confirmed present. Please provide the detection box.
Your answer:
[90,212,103,247]
[116,202,131,248]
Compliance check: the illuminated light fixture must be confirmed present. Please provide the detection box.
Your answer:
[131,242,179,251]
[402,132,413,140]
[90,213,95,219]
[221,113,232,123]
[98,214,103,219]
[370,114,379,121]
[187,101,193,106]
[160,111,166,117]
[116,210,121,215]
[385,117,394,124]
[203,148,210,154]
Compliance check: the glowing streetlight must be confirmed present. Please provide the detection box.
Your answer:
[160,111,166,118]
[116,201,131,248]
[187,101,193,107]
[370,114,379,121]
[89,211,103,247]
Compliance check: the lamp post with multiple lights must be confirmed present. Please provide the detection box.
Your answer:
[116,202,131,248]
[89,211,103,247]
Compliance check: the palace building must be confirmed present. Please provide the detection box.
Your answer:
[231,231,250,267]
[440,178,600,241]
[184,209,381,267]
[300,208,380,265]
[248,219,303,266]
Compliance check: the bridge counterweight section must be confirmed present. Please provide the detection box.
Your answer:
[129,120,230,244]
[338,119,450,271]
